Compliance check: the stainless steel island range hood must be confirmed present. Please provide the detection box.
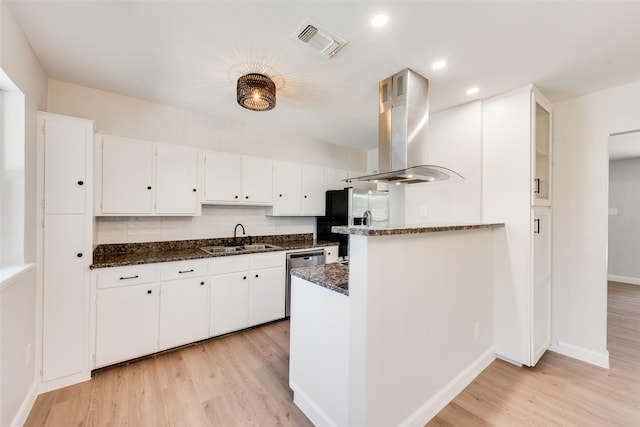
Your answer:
[353,68,463,184]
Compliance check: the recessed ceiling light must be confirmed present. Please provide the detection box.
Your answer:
[371,14,388,27]
[432,60,447,70]
[466,87,480,95]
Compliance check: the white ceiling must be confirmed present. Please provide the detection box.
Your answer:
[7,1,640,151]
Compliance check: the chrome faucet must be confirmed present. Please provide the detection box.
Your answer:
[233,223,245,245]
[363,210,372,227]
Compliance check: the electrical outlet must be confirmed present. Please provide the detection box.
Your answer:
[474,321,480,339]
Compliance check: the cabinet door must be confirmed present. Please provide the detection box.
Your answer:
[532,207,551,365]
[155,144,198,215]
[101,135,154,214]
[43,117,88,214]
[249,266,285,326]
[301,165,326,215]
[326,168,349,191]
[532,98,552,206]
[203,151,242,203]
[159,278,209,349]
[95,284,159,367]
[324,246,339,264]
[210,271,249,336]
[272,161,302,215]
[42,214,86,381]
[242,156,273,204]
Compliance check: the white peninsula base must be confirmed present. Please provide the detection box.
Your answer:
[289,224,502,426]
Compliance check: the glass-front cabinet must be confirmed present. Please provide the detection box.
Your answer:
[532,95,552,206]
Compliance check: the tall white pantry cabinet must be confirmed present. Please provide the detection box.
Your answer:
[38,112,94,390]
[482,86,552,367]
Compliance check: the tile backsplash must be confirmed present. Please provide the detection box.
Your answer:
[95,205,315,244]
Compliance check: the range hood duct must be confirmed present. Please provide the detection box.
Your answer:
[353,68,464,184]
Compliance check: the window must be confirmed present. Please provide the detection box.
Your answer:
[0,67,26,268]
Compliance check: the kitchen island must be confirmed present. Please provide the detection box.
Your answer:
[289,223,503,427]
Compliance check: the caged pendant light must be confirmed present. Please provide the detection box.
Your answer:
[237,73,276,111]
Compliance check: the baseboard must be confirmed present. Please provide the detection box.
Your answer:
[399,347,496,427]
[10,380,38,427]
[607,275,640,286]
[549,341,610,369]
[290,382,338,427]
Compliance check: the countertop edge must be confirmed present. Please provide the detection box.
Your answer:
[331,222,505,236]
[291,263,349,296]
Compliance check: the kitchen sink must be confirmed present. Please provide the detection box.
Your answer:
[241,244,281,251]
[200,246,246,255]
[200,243,281,255]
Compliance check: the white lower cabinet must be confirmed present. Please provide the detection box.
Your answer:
[95,283,159,367]
[210,271,250,336]
[249,266,285,325]
[210,252,286,334]
[94,252,286,367]
[159,277,209,349]
[323,245,339,264]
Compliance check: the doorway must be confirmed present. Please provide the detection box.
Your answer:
[607,130,640,369]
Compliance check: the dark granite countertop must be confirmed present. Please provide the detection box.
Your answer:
[291,263,349,296]
[331,222,504,236]
[91,233,338,269]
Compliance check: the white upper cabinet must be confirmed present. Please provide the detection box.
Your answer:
[203,151,272,205]
[242,155,273,204]
[326,168,349,191]
[155,144,199,215]
[98,135,199,216]
[100,135,154,215]
[302,165,326,215]
[43,115,91,214]
[269,161,325,216]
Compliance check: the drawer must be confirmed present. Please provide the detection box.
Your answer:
[159,259,208,281]
[251,251,285,270]
[210,255,251,275]
[96,264,158,289]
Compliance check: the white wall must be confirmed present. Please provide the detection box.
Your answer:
[552,80,640,366]
[607,157,640,284]
[405,101,483,224]
[47,80,368,243]
[0,0,48,424]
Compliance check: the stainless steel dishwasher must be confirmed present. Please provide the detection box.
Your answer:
[286,249,326,317]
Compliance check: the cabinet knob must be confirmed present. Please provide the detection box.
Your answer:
[243,276,247,280]
[255,274,259,278]
[279,194,283,197]
[77,180,84,186]
[147,290,153,294]
[328,252,331,255]
[200,281,205,286]
[76,253,83,258]
[304,195,307,198]
[245,196,249,199]
[235,195,239,199]
[193,188,197,192]
[147,186,152,190]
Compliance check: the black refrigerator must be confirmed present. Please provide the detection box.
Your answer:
[316,188,389,259]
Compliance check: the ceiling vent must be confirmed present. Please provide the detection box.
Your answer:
[292,19,347,58]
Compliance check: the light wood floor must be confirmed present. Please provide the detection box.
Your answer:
[25,320,314,427]
[26,282,640,426]
[428,281,640,426]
